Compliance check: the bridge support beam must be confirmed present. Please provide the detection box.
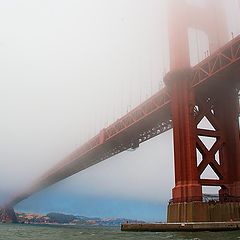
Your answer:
[0,208,18,223]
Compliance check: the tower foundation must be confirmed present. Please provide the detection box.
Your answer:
[168,202,240,223]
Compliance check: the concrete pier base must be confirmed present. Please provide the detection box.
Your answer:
[121,222,240,232]
[167,202,240,223]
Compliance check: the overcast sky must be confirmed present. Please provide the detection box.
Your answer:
[0,0,239,221]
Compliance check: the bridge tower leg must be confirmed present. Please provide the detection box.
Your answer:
[0,208,18,223]
[166,69,202,204]
[1,208,7,223]
[165,69,204,222]
[166,0,240,222]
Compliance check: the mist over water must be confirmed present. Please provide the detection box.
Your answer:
[0,0,240,222]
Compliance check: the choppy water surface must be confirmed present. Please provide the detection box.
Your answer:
[1,223,240,240]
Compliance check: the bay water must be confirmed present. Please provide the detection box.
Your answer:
[1,223,240,240]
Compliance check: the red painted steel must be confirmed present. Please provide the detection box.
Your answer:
[195,84,240,199]
[166,0,240,203]
[168,0,228,70]
[192,35,240,88]
[165,69,203,203]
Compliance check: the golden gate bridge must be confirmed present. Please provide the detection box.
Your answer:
[1,0,240,223]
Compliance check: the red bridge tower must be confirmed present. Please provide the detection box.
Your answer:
[166,0,240,222]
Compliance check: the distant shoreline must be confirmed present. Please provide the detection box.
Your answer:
[16,211,145,226]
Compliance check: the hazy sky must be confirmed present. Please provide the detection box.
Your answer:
[0,0,240,221]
